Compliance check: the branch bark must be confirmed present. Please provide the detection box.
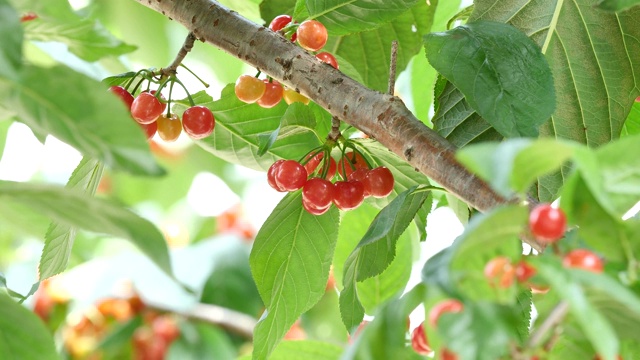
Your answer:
[132,0,540,248]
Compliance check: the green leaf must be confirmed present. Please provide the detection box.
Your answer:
[434,0,640,201]
[250,192,340,359]
[197,85,321,171]
[306,0,420,36]
[0,180,173,277]
[240,340,343,360]
[342,284,426,360]
[340,187,430,330]
[597,0,640,11]
[38,157,104,280]
[622,102,640,136]
[325,1,438,92]
[97,316,143,353]
[260,0,297,24]
[168,322,237,360]
[425,20,555,138]
[1,64,164,176]
[16,0,136,61]
[257,102,317,156]
[535,257,619,359]
[456,138,577,197]
[0,292,59,360]
[422,205,525,302]
[438,301,524,360]
[0,0,22,80]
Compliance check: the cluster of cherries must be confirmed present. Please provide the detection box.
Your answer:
[108,85,215,142]
[234,15,338,107]
[267,149,395,215]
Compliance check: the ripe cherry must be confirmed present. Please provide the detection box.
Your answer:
[441,348,459,360]
[131,92,164,124]
[364,166,394,198]
[304,152,336,180]
[303,178,334,212]
[283,88,310,105]
[269,15,292,32]
[138,121,157,140]
[515,260,537,283]
[297,20,328,51]
[182,106,215,139]
[348,168,371,197]
[332,181,365,211]
[428,299,464,328]
[108,86,134,109]
[302,196,331,215]
[484,256,516,288]
[235,75,266,103]
[316,52,339,69]
[257,80,284,108]
[562,249,603,273]
[338,151,369,179]
[410,322,432,355]
[267,160,287,192]
[529,204,567,242]
[156,114,182,142]
[274,160,308,191]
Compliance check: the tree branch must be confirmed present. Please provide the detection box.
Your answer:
[132,0,541,250]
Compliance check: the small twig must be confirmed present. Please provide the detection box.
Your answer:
[328,116,341,141]
[160,32,197,77]
[526,301,569,349]
[387,40,399,95]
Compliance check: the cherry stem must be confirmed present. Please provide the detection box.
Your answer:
[387,40,399,96]
[172,77,196,107]
[167,80,176,117]
[161,32,197,77]
[526,300,569,350]
[179,63,209,88]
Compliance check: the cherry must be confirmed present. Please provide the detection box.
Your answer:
[108,86,134,109]
[302,197,331,215]
[257,80,284,108]
[269,15,292,32]
[338,151,369,179]
[274,160,308,191]
[304,152,336,180]
[139,121,157,140]
[182,106,215,139]
[316,52,339,69]
[268,160,287,192]
[20,12,38,22]
[235,75,266,103]
[156,114,182,142]
[348,168,370,197]
[283,88,310,105]
[529,204,567,243]
[562,249,603,273]
[332,181,365,211]
[303,178,334,212]
[428,299,463,328]
[296,20,328,51]
[515,260,537,283]
[364,166,394,198]
[441,348,459,360]
[152,316,180,344]
[484,256,516,288]
[410,322,432,355]
[148,90,167,112]
[131,92,164,124]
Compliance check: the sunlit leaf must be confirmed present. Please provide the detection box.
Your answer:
[0,0,22,80]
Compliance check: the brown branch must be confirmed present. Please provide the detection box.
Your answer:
[388,40,398,95]
[160,32,197,77]
[132,0,542,250]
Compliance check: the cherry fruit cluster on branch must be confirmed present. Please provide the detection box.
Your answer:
[268,145,395,215]
[234,15,339,108]
[108,69,215,142]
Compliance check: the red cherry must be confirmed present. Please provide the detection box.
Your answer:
[139,121,157,140]
[529,204,567,243]
[303,178,334,211]
[484,256,516,288]
[152,316,180,344]
[20,12,38,22]
[410,322,432,355]
[364,166,394,198]
[441,348,459,360]
[338,151,369,179]
[304,152,336,180]
[428,299,463,328]
[316,52,339,69]
[235,75,266,103]
[267,160,287,192]
[562,249,604,273]
[257,80,284,108]
[274,160,308,191]
[269,15,292,32]
[515,260,537,283]
[148,90,167,112]
[182,106,215,139]
[296,20,328,51]
[108,86,134,109]
[332,181,365,211]
[348,168,371,197]
[131,92,164,124]
[302,197,330,215]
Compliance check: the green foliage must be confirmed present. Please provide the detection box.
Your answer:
[0,0,22,80]
[239,340,343,360]
[597,0,640,11]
